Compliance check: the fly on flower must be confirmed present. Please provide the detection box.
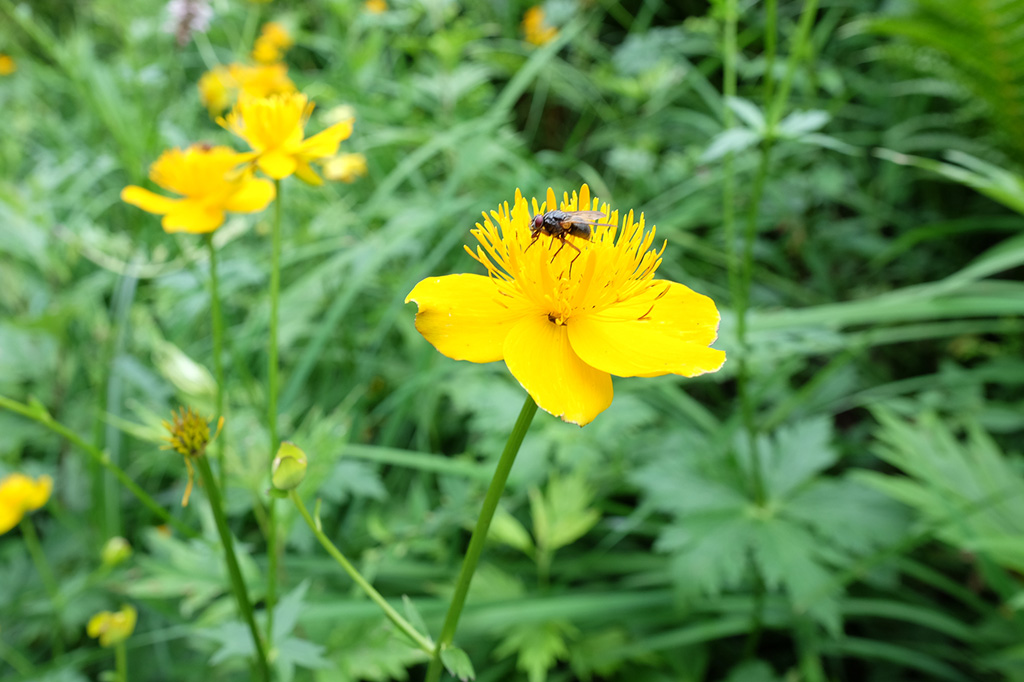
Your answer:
[526,209,615,269]
[406,184,726,426]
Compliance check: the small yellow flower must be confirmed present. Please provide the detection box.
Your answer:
[162,407,223,506]
[0,474,53,535]
[198,63,295,116]
[323,153,368,183]
[87,605,137,647]
[252,21,293,64]
[364,0,387,13]
[0,54,16,76]
[522,6,557,46]
[221,93,354,185]
[405,185,726,426]
[121,144,275,233]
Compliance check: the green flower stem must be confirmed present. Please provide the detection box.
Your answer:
[114,641,127,682]
[425,395,539,682]
[206,235,227,494]
[194,455,270,682]
[20,516,64,657]
[288,490,435,655]
[0,395,198,540]
[266,179,283,642]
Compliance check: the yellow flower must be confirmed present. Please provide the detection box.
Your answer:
[0,474,53,535]
[162,406,222,506]
[87,605,137,647]
[0,54,16,76]
[323,153,368,183]
[198,63,295,116]
[121,144,275,234]
[522,6,557,46]
[252,21,294,64]
[221,93,354,185]
[405,185,726,426]
[364,0,387,13]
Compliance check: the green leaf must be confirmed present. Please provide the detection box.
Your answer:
[440,646,476,681]
[760,417,837,500]
[495,621,577,682]
[531,472,600,553]
[488,505,535,556]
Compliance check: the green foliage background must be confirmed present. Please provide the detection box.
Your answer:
[2,0,1024,680]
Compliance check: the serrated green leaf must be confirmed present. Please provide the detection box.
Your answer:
[495,621,577,682]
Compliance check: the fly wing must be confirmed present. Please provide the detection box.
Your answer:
[559,211,614,227]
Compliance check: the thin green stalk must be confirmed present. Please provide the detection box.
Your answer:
[114,641,128,682]
[266,179,283,641]
[20,516,64,657]
[289,490,434,654]
[425,396,539,682]
[194,456,270,682]
[0,395,198,539]
[206,235,227,493]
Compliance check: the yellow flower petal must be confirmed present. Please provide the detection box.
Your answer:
[503,315,613,426]
[162,201,226,234]
[298,119,354,160]
[257,150,299,179]
[121,186,180,216]
[224,178,276,212]
[0,507,20,535]
[293,160,323,186]
[568,281,726,378]
[406,274,532,362]
[0,473,52,535]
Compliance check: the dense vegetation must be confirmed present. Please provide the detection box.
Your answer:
[2,0,1024,680]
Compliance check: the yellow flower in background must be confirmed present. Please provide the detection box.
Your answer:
[364,0,387,13]
[221,93,354,185]
[121,145,275,234]
[323,153,368,183]
[87,605,137,647]
[0,474,53,535]
[252,21,293,64]
[0,54,15,75]
[198,63,295,116]
[405,185,726,426]
[522,6,557,46]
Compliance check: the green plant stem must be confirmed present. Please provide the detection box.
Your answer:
[266,179,283,642]
[425,395,539,682]
[0,395,197,539]
[20,516,64,657]
[114,641,127,682]
[194,456,270,682]
[289,490,435,654]
[206,235,227,494]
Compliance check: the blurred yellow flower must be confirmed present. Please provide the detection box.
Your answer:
[221,93,354,185]
[522,6,557,46]
[0,54,15,76]
[0,474,53,535]
[252,21,293,64]
[87,605,137,647]
[323,153,368,183]
[198,62,295,116]
[364,0,387,13]
[405,185,726,425]
[122,145,275,234]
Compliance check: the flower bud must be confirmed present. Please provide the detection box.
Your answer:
[272,442,308,490]
[101,537,132,567]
